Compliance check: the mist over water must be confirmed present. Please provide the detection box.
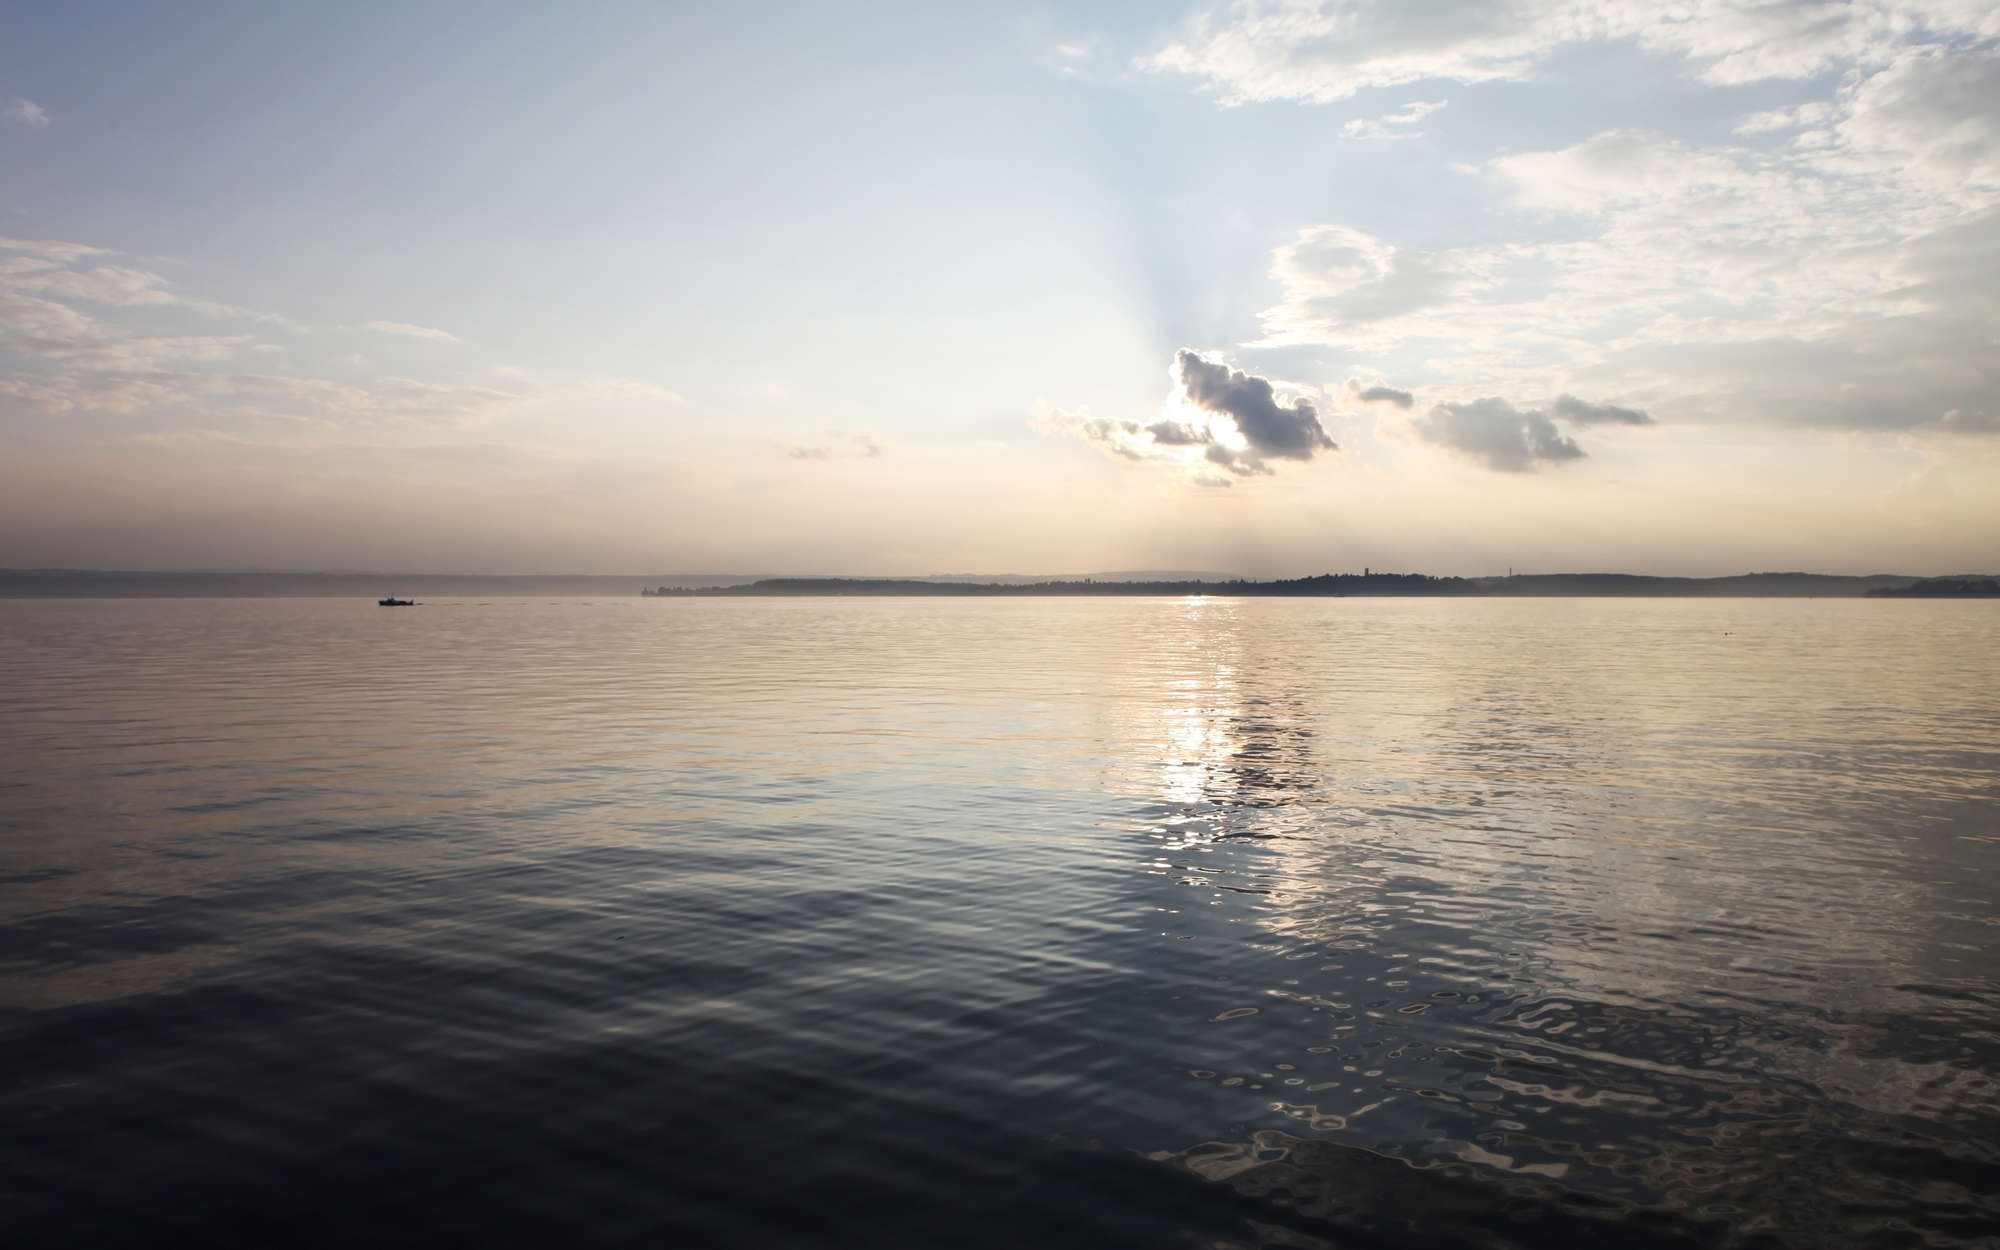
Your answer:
[3,596,1997,1248]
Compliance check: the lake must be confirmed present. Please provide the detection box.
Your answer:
[3,596,1997,1248]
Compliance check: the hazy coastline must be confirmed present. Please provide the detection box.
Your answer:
[7,568,1996,598]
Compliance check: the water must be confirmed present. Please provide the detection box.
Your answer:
[3,596,1997,1248]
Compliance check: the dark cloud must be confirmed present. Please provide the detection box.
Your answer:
[1552,394,1653,425]
[1204,443,1272,476]
[1146,419,1207,445]
[1053,351,1335,481]
[1174,349,1336,458]
[1354,383,1414,409]
[1414,398,1586,472]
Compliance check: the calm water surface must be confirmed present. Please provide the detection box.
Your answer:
[3,597,1997,1248]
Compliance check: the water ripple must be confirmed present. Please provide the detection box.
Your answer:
[2,595,1997,1247]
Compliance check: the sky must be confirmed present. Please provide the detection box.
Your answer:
[2,0,1997,576]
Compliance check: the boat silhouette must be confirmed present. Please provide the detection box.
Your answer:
[378,596,416,606]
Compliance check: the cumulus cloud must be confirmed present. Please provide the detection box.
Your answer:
[1174,349,1336,458]
[1552,394,1653,425]
[5,98,48,127]
[1044,351,1334,483]
[362,320,460,343]
[1146,418,1208,444]
[1414,398,1585,472]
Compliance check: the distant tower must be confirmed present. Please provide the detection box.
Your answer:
[1364,566,1370,577]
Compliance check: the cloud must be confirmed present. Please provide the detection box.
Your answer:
[1343,98,1447,140]
[31,334,251,371]
[1552,394,1653,425]
[362,320,460,343]
[1146,419,1208,444]
[1053,411,1154,463]
[1352,383,1414,408]
[1203,441,1272,477]
[0,238,273,326]
[1174,348,1336,458]
[1044,41,1101,79]
[5,98,48,127]
[1734,101,1837,136]
[7,264,178,307]
[1938,407,2000,435]
[0,289,100,341]
[0,231,696,451]
[0,372,191,416]
[0,367,513,426]
[1044,351,1334,482]
[0,287,253,369]
[1414,398,1586,472]
[513,374,685,407]
[1257,225,1493,347]
[1252,46,2000,441]
[1832,45,2000,196]
[0,238,106,263]
[786,431,882,461]
[1142,1,1579,104]
[1141,2,2000,105]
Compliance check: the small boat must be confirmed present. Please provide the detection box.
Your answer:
[378,596,416,606]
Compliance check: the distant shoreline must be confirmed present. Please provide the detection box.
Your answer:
[650,573,2000,599]
[10,568,1991,599]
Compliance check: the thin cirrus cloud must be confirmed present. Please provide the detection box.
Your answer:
[789,432,883,461]
[1342,98,1446,140]
[361,320,461,344]
[0,235,682,432]
[4,98,48,127]
[1141,1,2000,104]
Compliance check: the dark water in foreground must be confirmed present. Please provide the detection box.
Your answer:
[3,597,1997,1249]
